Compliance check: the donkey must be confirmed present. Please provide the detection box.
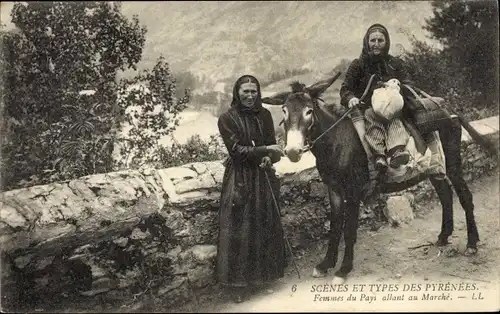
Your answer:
[262,74,480,282]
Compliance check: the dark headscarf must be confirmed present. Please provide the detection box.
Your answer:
[230,74,263,114]
[361,23,391,61]
[360,23,392,77]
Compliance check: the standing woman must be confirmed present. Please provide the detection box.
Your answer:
[216,74,286,303]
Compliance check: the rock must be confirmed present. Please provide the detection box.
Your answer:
[157,277,187,296]
[73,244,92,254]
[180,245,217,265]
[156,169,181,202]
[0,205,27,229]
[14,254,34,269]
[187,264,215,289]
[205,161,226,184]
[174,173,216,194]
[88,262,107,279]
[176,191,220,206]
[385,194,414,225]
[0,222,13,237]
[130,228,150,240]
[309,181,326,199]
[113,237,129,247]
[35,256,55,271]
[188,163,208,175]
[2,196,42,223]
[167,246,182,260]
[191,244,217,262]
[80,277,118,296]
[159,167,197,184]
[141,167,155,176]
[143,174,166,209]
[67,179,98,200]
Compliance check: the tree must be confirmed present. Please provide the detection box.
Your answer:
[173,70,198,99]
[114,57,190,169]
[423,0,499,105]
[1,2,187,191]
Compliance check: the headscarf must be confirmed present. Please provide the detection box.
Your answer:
[359,23,392,78]
[230,74,263,114]
[361,23,391,61]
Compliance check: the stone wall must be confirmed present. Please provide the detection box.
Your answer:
[1,116,498,311]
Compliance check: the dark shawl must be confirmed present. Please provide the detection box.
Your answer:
[216,75,286,287]
[340,23,414,110]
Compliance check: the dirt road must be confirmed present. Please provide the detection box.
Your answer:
[170,171,500,313]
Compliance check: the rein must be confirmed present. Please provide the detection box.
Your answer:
[300,74,377,153]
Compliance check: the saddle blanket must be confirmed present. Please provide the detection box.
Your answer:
[386,130,446,183]
[362,127,447,184]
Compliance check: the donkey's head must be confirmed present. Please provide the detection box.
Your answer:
[262,73,340,162]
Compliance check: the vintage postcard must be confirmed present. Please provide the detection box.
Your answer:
[1,1,499,313]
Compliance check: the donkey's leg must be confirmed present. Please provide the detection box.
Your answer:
[313,186,344,277]
[430,177,454,246]
[335,200,361,279]
[441,118,480,253]
[448,173,480,252]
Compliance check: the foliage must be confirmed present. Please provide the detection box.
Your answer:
[155,134,227,169]
[173,70,198,99]
[114,57,190,169]
[0,2,189,191]
[189,91,232,117]
[420,0,497,105]
[399,0,499,120]
[1,2,147,190]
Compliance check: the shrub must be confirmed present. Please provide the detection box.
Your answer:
[399,0,499,121]
[114,57,190,170]
[1,2,147,191]
[0,2,189,191]
[400,29,498,121]
[155,134,227,168]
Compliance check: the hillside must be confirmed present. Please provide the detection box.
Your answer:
[116,1,437,88]
[1,1,438,94]
[0,1,439,145]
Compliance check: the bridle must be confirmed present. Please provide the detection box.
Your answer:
[295,74,377,153]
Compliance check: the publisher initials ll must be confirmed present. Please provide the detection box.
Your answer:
[472,292,484,300]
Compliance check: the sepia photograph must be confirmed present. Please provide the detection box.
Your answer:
[0,1,499,313]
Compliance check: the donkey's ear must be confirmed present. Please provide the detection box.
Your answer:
[262,91,290,106]
[305,71,342,99]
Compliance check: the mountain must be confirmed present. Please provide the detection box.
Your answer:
[1,1,438,89]
[0,1,440,144]
[118,1,438,87]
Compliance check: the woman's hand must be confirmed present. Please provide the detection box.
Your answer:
[259,156,273,170]
[266,144,284,156]
[348,97,360,108]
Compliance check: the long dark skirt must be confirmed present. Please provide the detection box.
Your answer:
[216,158,286,287]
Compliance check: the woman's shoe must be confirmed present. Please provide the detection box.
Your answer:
[375,156,388,171]
[389,150,410,168]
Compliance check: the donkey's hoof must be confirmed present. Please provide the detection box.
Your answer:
[436,237,450,247]
[464,247,478,256]
[331,276,346,285]
[312,267,328,278]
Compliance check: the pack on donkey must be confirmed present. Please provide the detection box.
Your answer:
[261,23,483,284]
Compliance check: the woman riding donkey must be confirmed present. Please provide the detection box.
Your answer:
[340,23,415,200]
